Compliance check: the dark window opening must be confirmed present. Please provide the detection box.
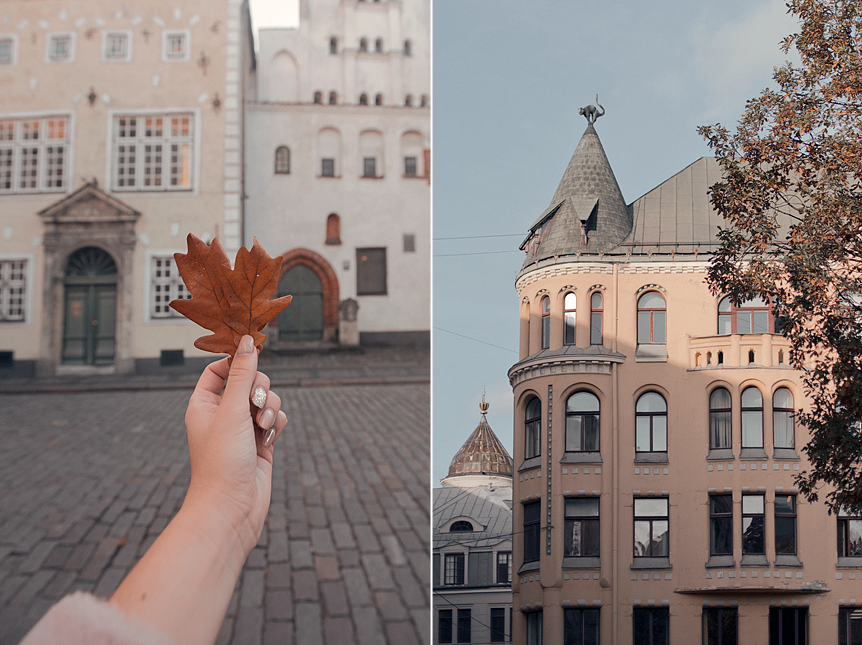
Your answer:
[633,608,669,645]
[274,146,290,174]
[710,495,733,556]
[590,292,603,345]
[523,501,541,563]
[356,247,386,295]
[564,497,599,557]
[525,397,541,460]
[321,158,335,177]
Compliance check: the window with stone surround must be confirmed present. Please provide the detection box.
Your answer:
[838,509,862,557]
[590,291,603,345]
[47,33,74,62]
[0,259,27,322]
[523,501,541,563]
[111,113,194,192]
[163,30,190,61]
[703,607,737,645]
[636,392,667,456]
[633,608,669,645]
[774,494,797,556]
[0,115,69,194]
[709,494,732,557]
[103,31,131,61]
[741,387,764,449]
[150,256,190,319]
[743,494,765,556]
[564,497,599,558]
[633,497,669,558]
[773,387,795,450]
[444,553,465,585]
[709,388,732,451]
[565,608,599,645]
[637,291,666,345]
[496,551,511,584]
[565,391,600,453]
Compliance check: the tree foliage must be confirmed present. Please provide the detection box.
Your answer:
[699,0,862,513]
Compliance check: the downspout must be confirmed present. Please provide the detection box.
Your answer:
[612,262,620,645]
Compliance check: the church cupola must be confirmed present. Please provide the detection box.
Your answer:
[442,397,513,488]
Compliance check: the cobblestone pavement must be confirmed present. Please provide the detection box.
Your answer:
[0,381,430,644]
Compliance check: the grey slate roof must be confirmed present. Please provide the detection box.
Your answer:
[433,485,512,549]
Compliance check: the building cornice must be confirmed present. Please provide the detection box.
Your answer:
[515,259,711,293]
[508,348,625,387]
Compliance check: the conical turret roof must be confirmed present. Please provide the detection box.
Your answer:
[446,404,513,479]
[521,121,631,267]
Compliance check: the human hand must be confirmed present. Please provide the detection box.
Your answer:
[183,335,287,556]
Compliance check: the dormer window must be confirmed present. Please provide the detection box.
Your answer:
[450,520,473,532]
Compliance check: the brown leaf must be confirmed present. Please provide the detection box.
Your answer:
[169,234,292,357]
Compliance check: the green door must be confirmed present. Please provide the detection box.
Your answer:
[62,247,117,365]
[278,265,323,341]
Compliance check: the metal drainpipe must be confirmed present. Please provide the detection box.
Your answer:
[612,262,620,645]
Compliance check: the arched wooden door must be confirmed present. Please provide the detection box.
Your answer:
[278,264,323,341]
[62,247,117,364]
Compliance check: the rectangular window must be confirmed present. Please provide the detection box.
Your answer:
[768,607,807,645]
[839,509,862,557]
[775,495,796,555]
[104,31,131,61]
[356,247,387,295]
[490,608,505,643]
[633,498,669,558]
[526,612,543,645]
[523,500,541,563]
[590,292,603,345]
[742,494,765,555]
[150,256,189,318]
[404,155,417,176]
[496,551,511,584]
[565,608,599,645]
[48,34,72,61]
[710,495,733,556]
[457,608,471,644]
[564,497,599,557]
[633,608,669,645]
[321,158,335,177]
[0,115,69,194]
[444,553,465,585]
[703,607,738,645]
[839,607,862,645]
[163,30,190,60]
[403,234,416,253]
[112,114,193,191]
[439,609,453,644]
[363,156,376,177]
[0,37,14,65]
[0,259,27,322]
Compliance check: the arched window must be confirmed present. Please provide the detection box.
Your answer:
[325,213,341,245]
[525,397,541,459]
[313,91,322,104]
[564,292,576,345]
[274,146,290,174]
[709,388,732,450]
[359,93,368,106]
[449,521,473,532]
[741,387,763,448]
[637,292,666,345]
[566,391,600,453]
[328,91,337,105]
[636,392,667,454]
[374,38,383,53]
[329,37,337,54]
[540,296,550,350]
[359,38,368,52]
[375,93,383,106]
[404,94,413,107]
[404,39,411,56]
[420,94,428,107]
[590,292,603,345]
[718,296,776,335]
[773,387,795,450]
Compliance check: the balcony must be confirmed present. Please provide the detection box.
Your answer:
[688,334,794,371]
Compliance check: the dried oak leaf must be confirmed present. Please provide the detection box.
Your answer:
[169,233,292,357]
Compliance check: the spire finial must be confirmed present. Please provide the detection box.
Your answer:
[578,94,605,125]
[479,391,489,415]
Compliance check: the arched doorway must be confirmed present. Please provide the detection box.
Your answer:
[278,264,323,341]
[62,247,117,364]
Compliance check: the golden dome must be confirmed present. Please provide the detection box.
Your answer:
[447,402,513,478]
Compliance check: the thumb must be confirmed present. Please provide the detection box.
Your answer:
[222,335,259,410]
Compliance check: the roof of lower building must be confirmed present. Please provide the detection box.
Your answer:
[433,484,512,549]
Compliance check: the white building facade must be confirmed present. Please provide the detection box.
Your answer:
[245,0,430,345]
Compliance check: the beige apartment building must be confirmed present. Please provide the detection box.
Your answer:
[509,117,859,644]
[0,0,253,375]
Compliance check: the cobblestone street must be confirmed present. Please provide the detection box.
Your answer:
[0,379,429,644]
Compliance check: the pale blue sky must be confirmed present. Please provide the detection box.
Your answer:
[431,0,799,484]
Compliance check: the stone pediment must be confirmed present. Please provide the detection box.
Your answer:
[38,182,140,225]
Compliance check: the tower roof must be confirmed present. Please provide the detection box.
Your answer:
[446,403,513,480]
[520,121,631,267]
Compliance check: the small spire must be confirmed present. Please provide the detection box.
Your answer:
[480,391,489,415]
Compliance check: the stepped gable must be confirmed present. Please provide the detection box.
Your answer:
[447,405,513,479]
[521,122,631,267]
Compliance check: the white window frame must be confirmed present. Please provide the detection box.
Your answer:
[0,34,17,66]
[145,251,193,322]
[102,30,132,62]
[0,254,34,324]
[0,112,74,195]
[106,109,201,195]
[46,32,75,63]
[162,29,191,62]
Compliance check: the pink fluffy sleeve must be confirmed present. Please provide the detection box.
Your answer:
[19,591,176,645]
